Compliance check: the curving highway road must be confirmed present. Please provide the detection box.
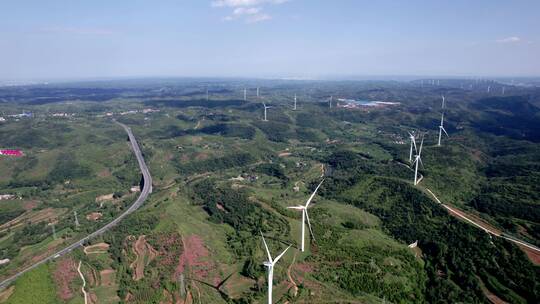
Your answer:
[0,121,152,289]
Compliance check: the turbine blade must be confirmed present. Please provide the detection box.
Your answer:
[305,179,325,208]
[260,232,272,262]
[418,136,424,156]
[305,210,316,242]
[419,157,424,169]
[273,245,291,264]
[442,126,449,137]
[287,206,304,210]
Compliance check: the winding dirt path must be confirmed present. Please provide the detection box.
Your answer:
[77,261,88,304]
[286,251,299,297]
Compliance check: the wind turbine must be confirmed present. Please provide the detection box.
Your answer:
[287,179,324,252]
[262,102,271,121]
[293,94,297,110]
[244,88,247,101]
[408,131,417,163]
[261,233,291,304]
[413,136,424,185]
[437,111,449,146]
[441,95,446,109]
[329,96,333,108]
[487,86,491,93]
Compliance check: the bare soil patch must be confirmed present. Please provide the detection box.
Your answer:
[0,286,15,302]
[86,212,103,221]
[95,193,114,203]
[130,235,158,281]
[175,235,212,280]
[53,257,78,301]
[518,244,540,265]
[84,242,110,254]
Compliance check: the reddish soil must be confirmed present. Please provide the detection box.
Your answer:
[22,200,39,210]
[88,292,98,304]
[147,232,183,275]
[86,212,103,221]
[293,263,314,274]
[130,235,158,281]
[518,244,540,265]
[175,235,212,280]
[53,257,78,301]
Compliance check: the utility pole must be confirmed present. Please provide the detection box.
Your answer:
[74,211,80,227]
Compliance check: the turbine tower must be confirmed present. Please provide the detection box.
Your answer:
[261,233,290,304]
[329,96,333,108]
[408,131,417,162]
[441,95,446,109]
[244,88,247,101]
[413,136,424,186]
[293,94,297,110]
[288,179,324,252]
[437,112,449,146]
[262,102,271,121]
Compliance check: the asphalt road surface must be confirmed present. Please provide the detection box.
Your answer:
[0,121,152,289]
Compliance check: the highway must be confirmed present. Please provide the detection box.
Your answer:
[425,188,540,254]
[0,121,152,289]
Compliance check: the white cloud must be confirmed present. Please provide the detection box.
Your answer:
[246,13,272,23]
[233,7,261,15]
[212,0,289,23]
[496,36,521,44]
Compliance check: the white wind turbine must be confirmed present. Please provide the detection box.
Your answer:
[287,179,324,252]
[329,96,333,108]
[261,233,291,304]
[437,111,449,146]
[262,102,271,121]
[408,131,417,163]
[293,94,297,110]
[413,136,424,185]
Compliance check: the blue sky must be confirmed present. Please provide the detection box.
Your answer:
[1,0,539,80]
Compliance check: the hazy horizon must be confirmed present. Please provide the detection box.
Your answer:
[2,0,539,80]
